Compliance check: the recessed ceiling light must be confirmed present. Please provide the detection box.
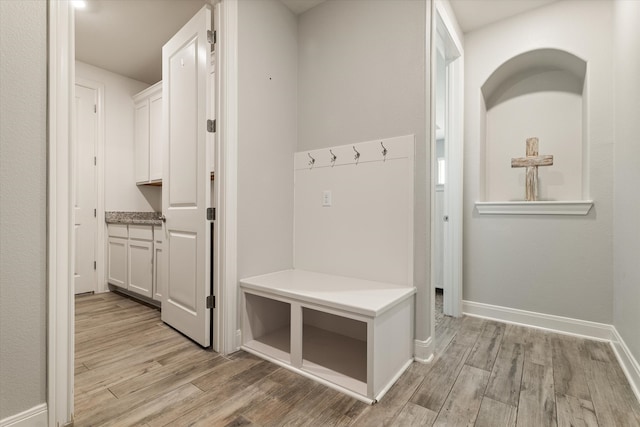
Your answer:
[72,0,87,9]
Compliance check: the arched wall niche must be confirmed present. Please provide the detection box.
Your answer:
[479,48,588,202]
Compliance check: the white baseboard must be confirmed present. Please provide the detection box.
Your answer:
[463,300,640,404]
[462,300,615,341]
[0,403,47,427]
[611,328,640,403]
[413,337,434,363]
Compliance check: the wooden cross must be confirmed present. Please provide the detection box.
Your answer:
[511,137,553,201]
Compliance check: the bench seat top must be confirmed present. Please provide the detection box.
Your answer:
[240,269,416,317]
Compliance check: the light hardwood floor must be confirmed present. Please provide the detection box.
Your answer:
[74,292,640,426]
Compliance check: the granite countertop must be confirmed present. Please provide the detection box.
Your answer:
[105,211,162,226]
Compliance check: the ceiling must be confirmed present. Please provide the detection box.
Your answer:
[449,0,559,33]
[280,0,326,15]
[75,0,209,85]
[75,0,560,85]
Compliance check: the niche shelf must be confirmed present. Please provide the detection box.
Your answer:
[475,200,593,215]
[478,49,592,212]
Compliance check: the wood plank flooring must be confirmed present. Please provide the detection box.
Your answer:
[74,292,640,426]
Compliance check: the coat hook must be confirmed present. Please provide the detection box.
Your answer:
[330,149,337,166]
[307,153,315,167]
[381,141,388,160]
[353,146,360,163]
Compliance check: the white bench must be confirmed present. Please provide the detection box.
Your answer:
[239,269,416,404]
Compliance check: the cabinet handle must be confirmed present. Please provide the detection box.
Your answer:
[160,215,166,223]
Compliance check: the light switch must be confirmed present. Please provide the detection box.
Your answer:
[322,190,332,207]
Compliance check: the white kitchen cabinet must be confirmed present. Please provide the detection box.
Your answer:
[134,100,150,184]
[153,225,164,301]
[149,90,163,181]
[107,224,128,289]
[107,223,160,301]
[133,81,163,185]
[128,225,153,299]
[107,237,128,289]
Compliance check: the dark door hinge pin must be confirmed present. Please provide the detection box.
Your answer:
[206,295,215,309]
[207,30,216,44]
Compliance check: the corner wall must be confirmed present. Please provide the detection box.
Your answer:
[613,0,640,373]
[463,0,614,323]
[0,0,47,419]
[237,0,297,280]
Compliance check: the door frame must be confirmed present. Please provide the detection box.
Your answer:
[48,1,75,424]
[216,0,240,355]
[47,0,239,424]
[431,0,464,321]
[74,77,106,294]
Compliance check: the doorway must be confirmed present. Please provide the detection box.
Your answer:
[63,1,222,423]
[432,3,463,324]
[73,81,104,295]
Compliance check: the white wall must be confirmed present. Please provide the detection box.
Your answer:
[294,137,414,287]
[75,61,161,212]
[613,0,640,366]
[463,0,614,323]
[237,0,297,280]
[0,0,47,419]
[297,0,430,343]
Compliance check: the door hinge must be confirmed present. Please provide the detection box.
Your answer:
[207,119,216,133]
[207,207,215,221]
[94,104,97,113]
[206,295,215,309]
[94,156,97,165]
[207,30,216,45]
[94,261,97,270]
[94,208,97,217]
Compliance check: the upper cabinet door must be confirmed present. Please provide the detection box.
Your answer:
[161,5,212,348]
[149,90,163,182]
[134,100,150,184]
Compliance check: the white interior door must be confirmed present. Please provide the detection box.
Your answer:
[436,10,463,318]
[74,84,98,295]
[161,5,212,347]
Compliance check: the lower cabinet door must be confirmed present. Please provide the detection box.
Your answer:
[107,237,128,289]
[153,241,164,301]
[128,239,153,298]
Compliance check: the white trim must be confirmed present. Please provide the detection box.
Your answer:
[611,328,640,403]
[435,0,463,55]
[374,359,415,402]
[218,0,239,355]
[48,1,75,426]
[0,403,47,427]
[75,77,106,294]
[413,337,435,363]
[475,200,594,215]
[463,300,614,341]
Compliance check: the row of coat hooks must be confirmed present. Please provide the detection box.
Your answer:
[307,142,389,168]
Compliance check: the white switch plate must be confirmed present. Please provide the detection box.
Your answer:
[322,190,332,207]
